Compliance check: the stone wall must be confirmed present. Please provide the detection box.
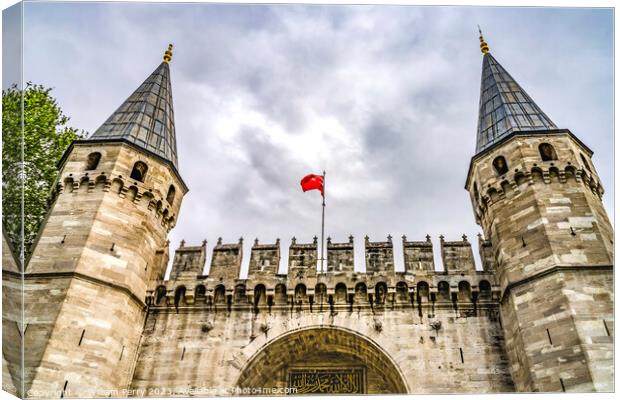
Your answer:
[130,235,514,395]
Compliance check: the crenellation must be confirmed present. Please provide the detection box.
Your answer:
[248,239,280,278]
[365,235,394,273]
[207,238,243,282]
[440,235,476,274]
[326,237,354,273]
[403,234,435,273]
[170,241,206,280]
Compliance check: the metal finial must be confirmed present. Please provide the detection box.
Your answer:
[201,239,207,247]
[254,238,259,246]
[180,239,185,247]
[477,26,490,54]
[163,44,173,63]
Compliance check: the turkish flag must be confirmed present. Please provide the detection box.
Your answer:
[300,174,324,196]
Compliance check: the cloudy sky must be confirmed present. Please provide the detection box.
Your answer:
[5,2,614,276]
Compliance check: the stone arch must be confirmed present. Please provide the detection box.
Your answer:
[492,155,508,175]
[374,282,387,305]
[155,285,167,305]
[314,283,327,307]
[514,171,528,188]
[500,180,513,197]
[395,282,408,303]
[174,286,186,308]
[254,284,267,307]
[166,184,176,205]
[437,281,450,300]
[234,283,247,304]
[416,281,429,302]
[531,167,543,183]
[274,283,287,305]
[335,282,348,304]
[294,284,307,304]
[478,280,491,300]
[538,143,558,161]
[457,281,471,302]
[548,166,560,183]
[565,165,577,182]
[354,282,367,304]
[214,284,226,304]
[235,326,409,394]
[130,161,148,182]
[580,153,592,172]
[85,152,102,170]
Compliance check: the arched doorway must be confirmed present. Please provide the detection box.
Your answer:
[236,326,408,395]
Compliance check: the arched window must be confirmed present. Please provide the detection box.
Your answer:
[86,152,101,170]
[580,153,592,172]
[479,280,491,300]
[130,161,148,182]
[275,284,287,305]
[166,185,176,205]
[375,282,388,305]
[335,283,347,304]
[254,284,266,307]
[155,285,167,305]
[538,143,558,161]
[294,284,307,303]
[314,283,327,305]
[492,156,508,175]
[437,281,450,300]
[214,285,226,304]
[174,286,186,308]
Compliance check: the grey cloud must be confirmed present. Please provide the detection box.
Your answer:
[16,4,614,272]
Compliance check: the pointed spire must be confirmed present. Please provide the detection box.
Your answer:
[90,47,179,168]
[475,34,557,153]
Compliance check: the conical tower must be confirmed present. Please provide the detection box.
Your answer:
[466,32,613,392]
[23,46,188,397]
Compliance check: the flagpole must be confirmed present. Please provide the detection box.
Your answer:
[321,170,326,273]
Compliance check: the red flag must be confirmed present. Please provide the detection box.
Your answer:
[300,174,324,196]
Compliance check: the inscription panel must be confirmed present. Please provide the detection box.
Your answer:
[287,366,366,394]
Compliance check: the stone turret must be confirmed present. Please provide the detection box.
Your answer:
[23,46,188,397]
[465,33,613,392]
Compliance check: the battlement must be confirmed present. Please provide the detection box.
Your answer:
[150,234,499,313]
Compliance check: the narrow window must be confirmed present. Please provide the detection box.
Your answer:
[538,143,558,161]
[181,347,186,360]
[130,161,148,182]
[78,329,85,346]
[580,153,592,172]
[492,156,509,175]
[546,328,553,345]
[119,345,125,361]
[86,152,101,170]
[459,348,464,363]
[166,185,176,205]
